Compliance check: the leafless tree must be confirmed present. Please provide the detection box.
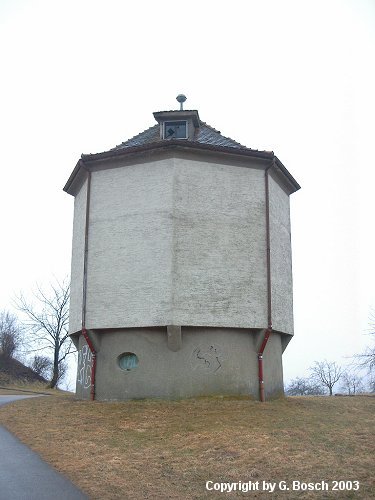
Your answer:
[56,360,68,386]
[16,279,73,389]
[0,310,22,358]
[30,355,52,380]
[285,377,325,396]
[29,354,68,387]
[354,310,375,374]
[310,360,342,396]
[356,345,375,372]
[340,370,364,395]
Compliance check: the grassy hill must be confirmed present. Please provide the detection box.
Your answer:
[0,394,373,499]
[0,353,47,386]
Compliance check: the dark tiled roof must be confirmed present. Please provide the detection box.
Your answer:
[195,122,247,149]
[66,115,301,194]
[112,125,160,150]
[109,122,250,152]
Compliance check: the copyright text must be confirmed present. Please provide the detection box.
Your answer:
[205,480,360,493]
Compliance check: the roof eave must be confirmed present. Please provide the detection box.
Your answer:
[274,157,301,192]
[64,141,300,195]
[81,140,274,163]
[63,159,87,196]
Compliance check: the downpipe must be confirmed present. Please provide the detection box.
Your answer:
[258,160,274,402]
[81,165,97,401]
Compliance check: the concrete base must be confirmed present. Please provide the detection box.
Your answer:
[75,327,285,401]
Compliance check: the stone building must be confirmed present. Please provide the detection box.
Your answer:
[64,96,300,401]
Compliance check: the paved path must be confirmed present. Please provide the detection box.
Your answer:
[0,395,88,500]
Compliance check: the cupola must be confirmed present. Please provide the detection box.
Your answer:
[153,94,200,141]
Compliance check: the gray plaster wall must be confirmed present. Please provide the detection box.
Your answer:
[268,173,294,335]
[74,327,284,400]
[172,158,268,328]
[69,154,294,338]
[81,157,270,331]
[69,176,87,334]
[86,159,175,328]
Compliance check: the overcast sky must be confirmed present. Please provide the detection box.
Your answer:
[1,0,374,389]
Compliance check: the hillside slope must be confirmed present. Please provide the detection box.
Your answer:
[0,353,47,385]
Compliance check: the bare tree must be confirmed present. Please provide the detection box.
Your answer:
[356,345,375,372]
[56,360,68,386]
[16,279,73,389]
[310,360,342,396]
[354,310,375,374]
[29,355,67,388]
[0,310,22,358]
[340,370,364,396]
[30,355,52,380]
[285,377,325,396]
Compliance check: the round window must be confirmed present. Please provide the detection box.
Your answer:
[118,352,139,371]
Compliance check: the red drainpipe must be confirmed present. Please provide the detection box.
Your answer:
[258,160,274,402]
[81,164,97,401]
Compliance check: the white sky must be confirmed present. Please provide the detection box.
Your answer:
[1,0,374,389]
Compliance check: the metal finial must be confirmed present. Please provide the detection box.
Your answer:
[176,94,187,111]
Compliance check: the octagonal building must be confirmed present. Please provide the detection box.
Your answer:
[64,99,300,401]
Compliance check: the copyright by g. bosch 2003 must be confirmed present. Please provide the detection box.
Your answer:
[205,480,360,494]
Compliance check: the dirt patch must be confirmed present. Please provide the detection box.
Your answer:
[0,396,374,499]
